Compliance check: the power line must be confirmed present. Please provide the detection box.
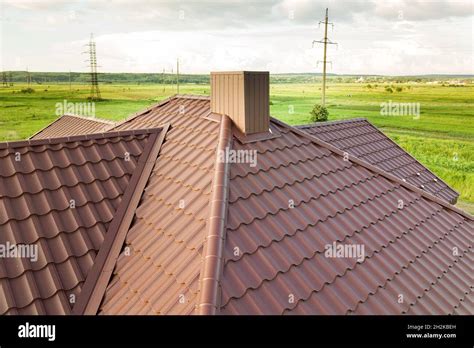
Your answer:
[313,8,337,107]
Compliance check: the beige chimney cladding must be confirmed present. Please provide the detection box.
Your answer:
[210,71,270,135]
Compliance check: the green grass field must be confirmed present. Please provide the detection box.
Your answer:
[1,81,473,213]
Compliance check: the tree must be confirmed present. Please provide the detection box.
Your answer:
[310,104,328,122]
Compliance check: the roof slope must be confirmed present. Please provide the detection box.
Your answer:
[99,95,221,314]
[3,95,472,315]
[97,95,473,315]
[30,115,116,140]
[0,128,166,314]
[220,118,473,315]
[297,119,459,204]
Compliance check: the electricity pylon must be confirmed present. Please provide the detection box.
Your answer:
[84,33,102,100]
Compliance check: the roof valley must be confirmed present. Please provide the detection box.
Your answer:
[72,126,169,314]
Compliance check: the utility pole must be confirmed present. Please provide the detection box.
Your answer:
[162,68,166,92]
[313,8,337,106]
[2,72,7,87]
[84,33,101,100]
[176,58,180,94]
[8,71,13,86]
[26,67,31,86]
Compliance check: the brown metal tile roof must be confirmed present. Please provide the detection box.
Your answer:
[96,95,473,315]
[99,95,220,314]
[297,119,459,204]
[2,95,472,315]
[220,118,473,315]
[30,115,116,140]
[0,128,167,314]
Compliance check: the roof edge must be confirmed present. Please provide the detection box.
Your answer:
[273,117,474,221]
[297,117,459,204]
[1,128,161,149]
[27,114,115,140]
[296,117,368,129]
[196,115,232,315]
[27,115,63,140]
[61,113,117,125]
[72,124,170,315]
[112,94,210,131]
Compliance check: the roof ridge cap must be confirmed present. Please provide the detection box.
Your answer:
[62,113,117,125]
[1,128,162,149]
[112,96,176,130]
[296,117,368,128]
[196,115,232,315]
[111,94,211,130]
[298,117,459,204]
[272,117,473,221]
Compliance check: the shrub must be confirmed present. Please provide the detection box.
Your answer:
[309,104,329,122]
[20,87,35,93]
[395,86,403,92]
[385,86,393,93]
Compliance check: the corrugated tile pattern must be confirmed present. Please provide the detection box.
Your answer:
[298,119,459,204]
[31,115,115,140]
[0,132,151,314]
[221,120,473,315]
[100,96,220,314]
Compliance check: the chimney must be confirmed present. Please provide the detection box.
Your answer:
[210,71,270,135]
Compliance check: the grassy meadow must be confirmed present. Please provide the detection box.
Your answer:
[0,81,473,213]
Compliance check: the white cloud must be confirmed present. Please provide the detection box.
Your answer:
[1,0,472,74]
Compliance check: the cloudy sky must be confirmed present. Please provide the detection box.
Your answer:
[0,0,472,75]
